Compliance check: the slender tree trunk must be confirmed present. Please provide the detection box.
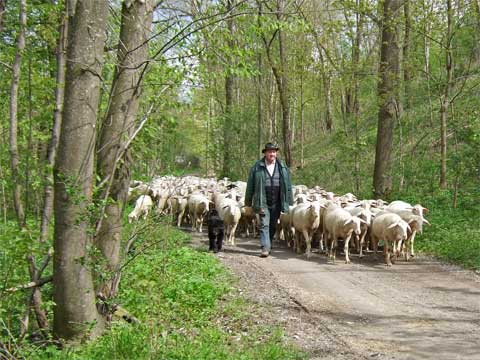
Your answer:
[373,0,402,199]
[40,6,67,243]
[403,0,412,109]
[257,51,263,155]
[300,70,305,168]
[260,0,292,166]
[0,0,6,33]
[439,0,453,189]
[472,0,480,67]
[353,0,363,194]
[277,0,292,167]
[53,0,108,341]
[9,0,27,228]
[95,0,153,302]
[222,0,235,177]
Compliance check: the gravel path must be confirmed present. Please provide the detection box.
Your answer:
[190,231,480,359]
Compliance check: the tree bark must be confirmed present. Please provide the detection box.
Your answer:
[40,5,68,243]
[53,0,108,341]
[373,0,401,199]
[222,0,235,177]
[439,0,453,189]
[403,0,412,109]
[95,0,153,302]
[9,0,27,228]
[0,0,6,33]
[353,0,363,194]
[257,51,263,155]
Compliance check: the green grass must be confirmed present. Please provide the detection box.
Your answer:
[2,221,305,359]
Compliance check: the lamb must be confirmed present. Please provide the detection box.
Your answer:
[323,206,364,263]
[128,195,153,223]
[187,194,210,232]
[291,202,323,258]
[371,213,410,266]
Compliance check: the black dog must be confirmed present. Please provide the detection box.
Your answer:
[207,208,224,253]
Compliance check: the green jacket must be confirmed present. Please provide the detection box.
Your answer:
[245,158,293,213]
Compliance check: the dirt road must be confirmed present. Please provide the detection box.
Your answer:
[191,232,480,359]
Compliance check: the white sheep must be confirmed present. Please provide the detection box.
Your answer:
[128,195,153,223]
[385,201,430,258]
[379,209,430,260]
[187,194,210,232]
[323,206,364,264]
[218,199,241,245]
[371,213,411,266]
[291,202,323,258]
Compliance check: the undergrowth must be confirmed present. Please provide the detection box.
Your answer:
[1,219,305,359]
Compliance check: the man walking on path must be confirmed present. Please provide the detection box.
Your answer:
[245,142,293,257]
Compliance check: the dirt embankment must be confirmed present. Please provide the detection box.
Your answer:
[191,232,480,360]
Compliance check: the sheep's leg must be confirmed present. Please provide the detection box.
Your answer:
[344,234,352,264]
[190,212,195,231]
[354,233,360,253]
[177,211,184,227]
[199,215,203,233]
[303,230,311,259]
[230,222,238,246]
[295,232,302,254]
[385,239,392,266]
[359,231,366,258]
[409,230,417,258]
[318,231,324,253]
[372,235,378,260]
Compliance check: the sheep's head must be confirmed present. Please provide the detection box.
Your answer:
[344,216,365,235]
[387,220,410,240]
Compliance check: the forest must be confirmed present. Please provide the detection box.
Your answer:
[0,0,479,358]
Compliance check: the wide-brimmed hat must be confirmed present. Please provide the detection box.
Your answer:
[262,142,280,153]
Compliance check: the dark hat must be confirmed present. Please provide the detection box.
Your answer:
[262,142,280,153]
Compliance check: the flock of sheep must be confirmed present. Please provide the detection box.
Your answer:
[127,175,430,266]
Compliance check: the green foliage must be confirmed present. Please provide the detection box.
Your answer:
[11,224,304,359]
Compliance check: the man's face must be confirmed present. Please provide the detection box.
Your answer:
[265,149,277,163]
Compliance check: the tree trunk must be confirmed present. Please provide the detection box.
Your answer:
[222,0,235,177]
[0,0,6,33]
[277,0,292,166]
[440,0,453,189]
[95,0,153,302]
[53,0,108,341]
[257,51,263,155]
[373,0,401,199]
[9,0,27,228]
[353,0,363,194]
[403,0,412,109]
[40,6,68,243]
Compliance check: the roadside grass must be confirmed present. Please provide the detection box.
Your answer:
[7,220,305,359]
[412,192,480,271]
